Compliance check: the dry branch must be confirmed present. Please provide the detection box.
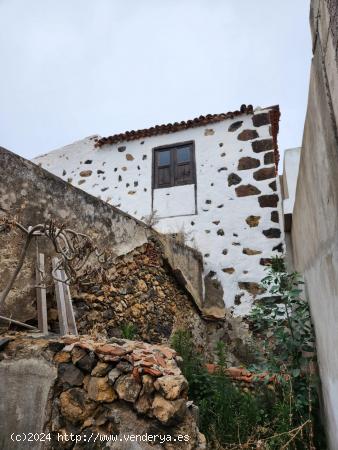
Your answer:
[0,217,115,314]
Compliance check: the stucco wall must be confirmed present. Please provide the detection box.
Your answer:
[34,107,284,315]
[291,1,338,448]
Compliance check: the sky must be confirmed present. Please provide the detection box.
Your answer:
[0,0,311,164]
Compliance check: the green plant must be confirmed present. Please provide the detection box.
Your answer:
[248,256,325,449]
[172,332,270,446]
[120,322,137,339]
[170,258,326,449]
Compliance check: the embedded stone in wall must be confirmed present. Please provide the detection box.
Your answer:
[273,243,283,253]
[78,180,86,185]
[252,139,274,153]
[152,394,187,425]
[235,184,261,197]
[245,215,260,227]
[76,351,98,373]
[118,146,126,152]
[253,166,276,181]
[222,267,235,274]
[260,258,272,266]
[60,388,96,424]
[258,194,279,207]
[243,248,262,255]
[58,363,84,386]
[252,113,270,127]
[269,181,277,191]
[115,374,141,402]
[84,160,92,164]
[228,121,243,132]
[87,376,117,402]
[126,154,134,161]
[204,128,215,135]
[154,374,188,400]
[264,152,275,165]
[228,173,242,186]
[234,293,244,305]
[271,210,279,223]
[237,129,259,141]
[92,362,111,377]
[217,229,225,236]
[238,282,264,296]
[97,169,104,174]
[253,167,275,181]
[79,170,92,177]
[238,156,260,170]
[263,228,281,238]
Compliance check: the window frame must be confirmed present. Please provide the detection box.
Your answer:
[152,140,196,190]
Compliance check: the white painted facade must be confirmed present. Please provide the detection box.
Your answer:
[34,107,284,315]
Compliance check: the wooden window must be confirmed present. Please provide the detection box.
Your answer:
[153,142,195,189]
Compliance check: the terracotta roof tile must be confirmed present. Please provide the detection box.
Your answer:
[94,104,279,147]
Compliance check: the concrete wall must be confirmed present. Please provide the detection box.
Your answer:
[0,358,57,450]
[291,1,338,447]
[34,107,284,315]
[0,147,150,322]
[0,148,205,322]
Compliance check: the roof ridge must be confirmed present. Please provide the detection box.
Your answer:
[95,104,279,147]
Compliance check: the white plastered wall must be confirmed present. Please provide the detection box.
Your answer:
[34,107,284,315]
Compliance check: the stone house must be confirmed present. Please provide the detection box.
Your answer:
[34,104,284,317]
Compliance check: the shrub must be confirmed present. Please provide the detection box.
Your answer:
[171,257,326,449]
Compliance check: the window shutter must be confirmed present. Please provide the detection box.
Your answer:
[153,142,195,189]
[174,145,193,185]
[155,150,172,187]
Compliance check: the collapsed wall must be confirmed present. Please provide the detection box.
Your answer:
[0,147,209,324]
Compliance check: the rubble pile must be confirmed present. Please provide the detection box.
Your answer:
[64,241,203,344]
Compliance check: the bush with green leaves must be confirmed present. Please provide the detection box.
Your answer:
[171,257,326,449]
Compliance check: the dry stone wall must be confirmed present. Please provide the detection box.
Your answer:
[0,334,205,450]
[47,239,252,367]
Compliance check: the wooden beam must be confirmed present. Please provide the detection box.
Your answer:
[0,314,37,330]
